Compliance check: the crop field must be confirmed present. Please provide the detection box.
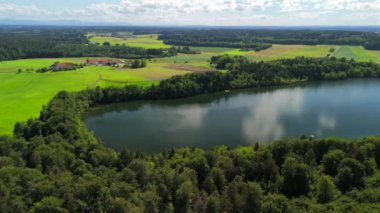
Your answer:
[243,45,335,61]
[194,45,335,61]
[160,47,235,67]
[219,45,380,62]
[89,34,171,49]
[223,49,250,55]
[192,47,235,53]
[160,53,214,67]
[332,46,380,63]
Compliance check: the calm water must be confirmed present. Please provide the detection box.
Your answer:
[84,79,380,152]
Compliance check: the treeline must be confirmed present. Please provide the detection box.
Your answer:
[0,29,174,61]
[131,59,147,69]
[169,46,201,55]
[211,55,380,83]
[36,63,86,73]
[2,57,380,212]
[159,30,380,50]
[161,35,273,51]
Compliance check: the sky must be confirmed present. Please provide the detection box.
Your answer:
[0,0,379,26]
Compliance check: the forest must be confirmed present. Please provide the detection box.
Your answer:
[2,27,380,63]
[0,29,174,61]
[159,30,380,50]
[1,57,379,212]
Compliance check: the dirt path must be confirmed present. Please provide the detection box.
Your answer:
[88,73,103,88]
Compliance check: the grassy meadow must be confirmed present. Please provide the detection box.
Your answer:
[332,46,380,63]
[1,42,379,135]
[217,45,380,62]
[247,45,335,61]
[0,58,193,135]
[0,58,86,73]
[89,34,171,49]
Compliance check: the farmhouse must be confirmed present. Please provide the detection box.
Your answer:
[87,59,113,66]
[51,62,76,71]
[87,59,131,68]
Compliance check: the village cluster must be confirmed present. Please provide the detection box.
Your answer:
[51,59,132,71]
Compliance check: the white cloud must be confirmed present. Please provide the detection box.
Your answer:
[85,0,277,14]
[314,0,380,11]
[0,3,52,18]
[281,0,304,12]
[0,0,379,25]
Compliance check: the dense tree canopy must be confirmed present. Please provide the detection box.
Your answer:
[159,29,380,50]
[0,29,174,61]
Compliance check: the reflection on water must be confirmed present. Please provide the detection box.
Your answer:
[166,106,208,132]
[84,79,380,152]
[317,114,337,136]
[242,88,304,143]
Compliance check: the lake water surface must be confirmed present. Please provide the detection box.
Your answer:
[84,79,380,152]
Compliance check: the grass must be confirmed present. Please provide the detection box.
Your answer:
[219,45,380,63]
[160,53,214,67]
[191,47,235,53]
[201,45,337,61]
[223,49,250,55]
[89,34,171,49]
[0,58,87,73]
[0,67,98,135]
[245,45,335,61]
[159,47,235,67]
[332,46,380,63]
[0,58,195,135]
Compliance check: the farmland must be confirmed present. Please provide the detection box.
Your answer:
[0,42,379,135]
[0,48,223,134]
[332,46,380,63]
[89,34,171,49]
[89,33,380,63]
[0,58,193,135]
[219,45,380,63]
[246,45,335,61]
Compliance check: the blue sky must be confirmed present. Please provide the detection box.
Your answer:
[0,0,379,26]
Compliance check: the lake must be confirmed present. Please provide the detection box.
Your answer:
[84,79,380,152]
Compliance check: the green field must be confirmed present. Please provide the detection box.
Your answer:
[189,45,336,62]
[0,58,86,73]
[0,58,195,135]
[332,46,380,63]
[1,44,379,135]
[89,34,380,63]
[218,45,380,62]
[192,47,235,53]
[223,45,334,61]
[89,34,171,49]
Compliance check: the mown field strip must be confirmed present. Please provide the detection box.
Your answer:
[89,34,171,49]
